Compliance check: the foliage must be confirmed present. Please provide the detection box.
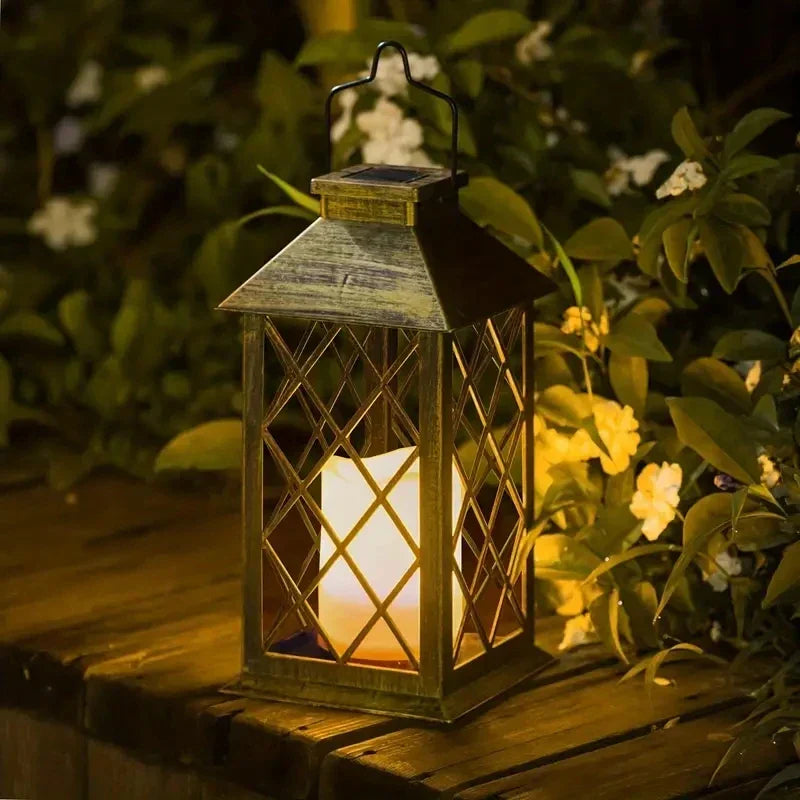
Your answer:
[2,0,800,775]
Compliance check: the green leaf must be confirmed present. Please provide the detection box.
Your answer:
[155,418,242,472]
[58,291,105,359]
[238,205,317,225]
[720,154,779,182]
[777,254,800,271]
[712,330,786,362]
[723,108,791,161]
[713,193,771,227]
[85,356,131,417]
[193,222,239,307]
[637,196,697,275]
[763,541,800,607]
[443,10,532,54]
[546,227,582,306]
[257,166,320,214]
[532,323,586,358]
[110,279,149,361]
[654,494,733,617]
[460,177,542,248]
[670,107,710,160]
[564,217,633,262]
[666,397,760,484]
[661,218,694,282]
[752,394,778,430]
[294,22,422,67]
[534,533,602,581]
[620,582,660,650]
[570,169,611,209]
[590,588,628,664]
[0,311,65,347]
[536,384,592,427]
[583,544,681,585]
[621,643,725,684]
[754,764,800,799]
[696,217,744,294]
[609,353,648,420]
[604,313,672,362]
[680,357,751,415]
[450,59,484,98]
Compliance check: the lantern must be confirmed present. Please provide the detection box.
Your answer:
[220,41,555,721]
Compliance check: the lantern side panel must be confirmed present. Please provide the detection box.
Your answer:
[450,308,528,670]
[259,318,425,672]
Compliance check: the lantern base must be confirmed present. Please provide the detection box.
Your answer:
[222,645,554,723]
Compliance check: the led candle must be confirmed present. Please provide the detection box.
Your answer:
[319,446,463,663]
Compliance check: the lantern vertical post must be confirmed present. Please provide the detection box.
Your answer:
[418,331,454,695]
[521,306,536,636]
[365,328,398,454]
[242,313,265,670]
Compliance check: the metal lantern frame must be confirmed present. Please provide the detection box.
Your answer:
[221,41,554,721]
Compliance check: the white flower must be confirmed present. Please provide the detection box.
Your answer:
[710,621,723,643]
[28,197,97,250]
[371,52,439,97]
[135,65,170,92]
[54,116,85,155]
[629,50,651,76]
[570,119,589,134]
[516,21,553,64]
[605,148,670,196]
[66,60,103,106]
[706,549,742,592]
[88,163,120,198]
[331,88,359,144]
[656,160,707,199]
[629,462,683,541]
[744,361,762,393]
[558,613,599,651]
[213,128,240,152]
[545,131,560,148]
[356,98,433,167]
[758,453,780,489]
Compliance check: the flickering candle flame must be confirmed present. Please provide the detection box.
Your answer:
[319,446,463,663]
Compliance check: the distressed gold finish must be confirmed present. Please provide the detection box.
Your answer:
[221,154,555,721]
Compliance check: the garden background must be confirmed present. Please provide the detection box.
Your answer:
[2,0,800,775]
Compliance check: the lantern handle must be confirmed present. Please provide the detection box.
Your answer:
[325,40,459,184]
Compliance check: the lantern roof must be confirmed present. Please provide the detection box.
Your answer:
[219,164,555,331]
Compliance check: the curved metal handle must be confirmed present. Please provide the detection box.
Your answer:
[325,40,459,183]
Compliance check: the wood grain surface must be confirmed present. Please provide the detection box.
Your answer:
[0,474,793,799]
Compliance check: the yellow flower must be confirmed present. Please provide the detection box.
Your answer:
[551,580,585,617]
[790,326,800,351]
[567,428,599,461]
[758,453,780,489]
[537,428,573,464]
[560,306,608,353]
[558,612,598,651]
[744,361,762,394]
[591,399,640,475]
[533,412,546,438]
[629,462,682,541]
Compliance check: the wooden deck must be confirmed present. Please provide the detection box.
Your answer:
[0,473,794,799]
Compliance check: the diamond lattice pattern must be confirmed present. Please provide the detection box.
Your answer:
[451,309,527,666]
[260,320,422,670]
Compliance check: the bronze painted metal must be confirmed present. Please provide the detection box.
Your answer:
[220,41,555,721]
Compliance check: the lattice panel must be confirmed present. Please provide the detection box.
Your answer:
[259,320,422,670]
[451,309,527,666]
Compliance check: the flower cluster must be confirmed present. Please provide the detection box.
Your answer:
[605,148,670,196]
[656,159,707,198]
[28,197,98,250]
[560,306,609,353]
[629,462,682,540]
[515,21,554,64]
[331,52,439,167]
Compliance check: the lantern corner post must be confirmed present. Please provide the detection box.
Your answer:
[241,312,266,671]
[418,330,454,697]
[521,306,536,638]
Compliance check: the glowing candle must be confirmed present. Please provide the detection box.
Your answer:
[319,446,463,663]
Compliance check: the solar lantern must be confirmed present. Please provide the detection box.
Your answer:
[220,41,555,721]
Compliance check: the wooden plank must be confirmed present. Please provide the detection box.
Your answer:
[318,662,755,800]
[87,738,269,800]
[0,706,86,800]
[0,477,414,797]
[225,701,402,800]
[455,706,794,799]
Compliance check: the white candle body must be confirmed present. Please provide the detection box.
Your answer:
[319,447,463,662]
